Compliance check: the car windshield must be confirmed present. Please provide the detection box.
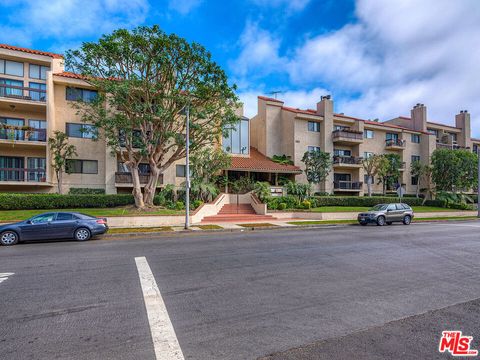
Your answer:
[370,204,388,211]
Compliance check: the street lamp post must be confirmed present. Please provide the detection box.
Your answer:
[185,104,190,229]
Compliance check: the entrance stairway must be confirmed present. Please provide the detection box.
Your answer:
[201,203,276,223]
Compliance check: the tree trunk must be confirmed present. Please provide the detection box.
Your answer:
[382,179,386,195]
[416,184,420,198]
[57,170,63,194]
[130,167,145,208]
[144,166,161,207]
[367,176,372,197]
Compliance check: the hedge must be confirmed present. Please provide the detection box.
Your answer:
[69,188,106,195]
[0,194,134,210]
[267,195,424,210]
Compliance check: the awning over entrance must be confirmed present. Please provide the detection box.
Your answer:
[227,147,302,174]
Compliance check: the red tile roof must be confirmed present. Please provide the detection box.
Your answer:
[54,71,88,80]
[282,106,319,116]
[229,148,301,173]
[258,95,284,103]
[0,44,63,59]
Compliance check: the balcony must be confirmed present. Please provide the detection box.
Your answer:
[436,142,470,150]
[115,172,150,185]
[333,181,363,191]
[333,156,363,169]
[0,128,47,149]
[332,129,363,145]
[398,162,407,171]
[0,168,49,185]
[385,139,406,150]
[0,84,47,103]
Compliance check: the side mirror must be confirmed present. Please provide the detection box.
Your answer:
[26,220,32,224]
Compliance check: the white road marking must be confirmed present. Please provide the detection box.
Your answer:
[135,257,185,360]
[0,272,14,285]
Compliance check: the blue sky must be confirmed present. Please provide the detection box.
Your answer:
[1,0,479,136]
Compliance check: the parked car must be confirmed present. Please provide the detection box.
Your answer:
[357,203,414,226]
[0,212,108,246]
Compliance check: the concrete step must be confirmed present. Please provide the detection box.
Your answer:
[202,214,276,222]
[218,204,256,215]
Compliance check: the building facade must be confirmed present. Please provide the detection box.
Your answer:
[251,96,480,195]
[1,43,479,196]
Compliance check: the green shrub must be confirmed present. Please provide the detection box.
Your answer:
[278,202,287,210]
[192,199,203,210]
[68,188,105,195]
[313,196,423,207]
[253,181,271,202]
[267,195,298,210]
[301,200,311,209]
[0,194,134,210]
[174,201,185,210]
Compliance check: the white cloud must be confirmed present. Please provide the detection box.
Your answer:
[234,0,480,136]
[250,0,311,11]
[168,0,202,15]
[2,0,149,44]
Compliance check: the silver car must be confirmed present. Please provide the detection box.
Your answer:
[357,203,414,226]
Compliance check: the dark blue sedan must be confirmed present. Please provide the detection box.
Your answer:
[0,212,108,246]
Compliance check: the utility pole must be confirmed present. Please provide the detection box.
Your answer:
[477,148,480,218]
[185,104,190,229]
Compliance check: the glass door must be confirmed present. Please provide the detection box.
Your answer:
[27,157,46,182]
[0,156,25,181]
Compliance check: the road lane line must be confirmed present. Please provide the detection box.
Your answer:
[0,273,14,285]
[135,257,185,360]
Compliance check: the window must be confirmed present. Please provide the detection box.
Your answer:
[308,146,321,152]
[387,204,396,211]
[364,152,374,159]
[28,120,46,142]
[66,123,97,139]
[118,162,150,174]
[0,156,24,181]
[411,134,421,143]
[427,128,438,137]
[411,176,419,186]
[176,164,186,177]
[0,60,24,77]
[308,121,320,132]
[334,149,351,157]
[29,82,47,101]
[27,157,46,181]
[474,144,479,154]
[30,213,55,224]
[222,118,249,154]
[29,64,49,80]
[411,155,421,163]
[449,132,458,142]
[0,78,23,97]
[364,129,374,139]
[66,87,98,102]
[66,160,98,174]
[0,118,25,140]
[334,125,347,131]
[386,132,399,141]
[56,213,74,221]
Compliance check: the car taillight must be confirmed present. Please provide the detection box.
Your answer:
[96,219,107,224]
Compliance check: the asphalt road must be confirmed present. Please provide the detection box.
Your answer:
[1,221,480,360]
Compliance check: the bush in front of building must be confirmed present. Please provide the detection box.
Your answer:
[0,194,135,210]
[313,196,423,207]
[69,188,106,195]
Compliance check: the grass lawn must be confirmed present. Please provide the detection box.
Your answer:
[307,206,465,213]
[237,223,278,228]
[194,224,223,230]
[108,226,173,234]
[0,207,183,222]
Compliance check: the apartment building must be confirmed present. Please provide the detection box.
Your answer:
[251,96,480,195]
[0,44,188,194]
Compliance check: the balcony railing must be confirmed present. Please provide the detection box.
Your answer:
[0,168,46,182]
[333,156,363,165]
[0,128,47,142]
[0,84,47,102]
[385,139,406,148]
[333,181,363,190]
[115,172,150,184]
[436,142,470,150]
[332,129,363,141]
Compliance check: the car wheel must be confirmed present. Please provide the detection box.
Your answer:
[0,231,19,246]
[376,216,386,226]
[403,215,412,225]
[386,221,393,225]
[74,228,91,241]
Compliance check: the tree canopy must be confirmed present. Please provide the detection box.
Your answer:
[431,149,478,192]
[66,25,240,207]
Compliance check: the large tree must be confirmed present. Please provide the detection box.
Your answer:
[431,149,478,192]
[362,154,386,197]
[66,25,239,208]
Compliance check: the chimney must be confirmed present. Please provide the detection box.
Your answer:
[455,110,471,148]
[411,103,427,132]
[316,95,333,116]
